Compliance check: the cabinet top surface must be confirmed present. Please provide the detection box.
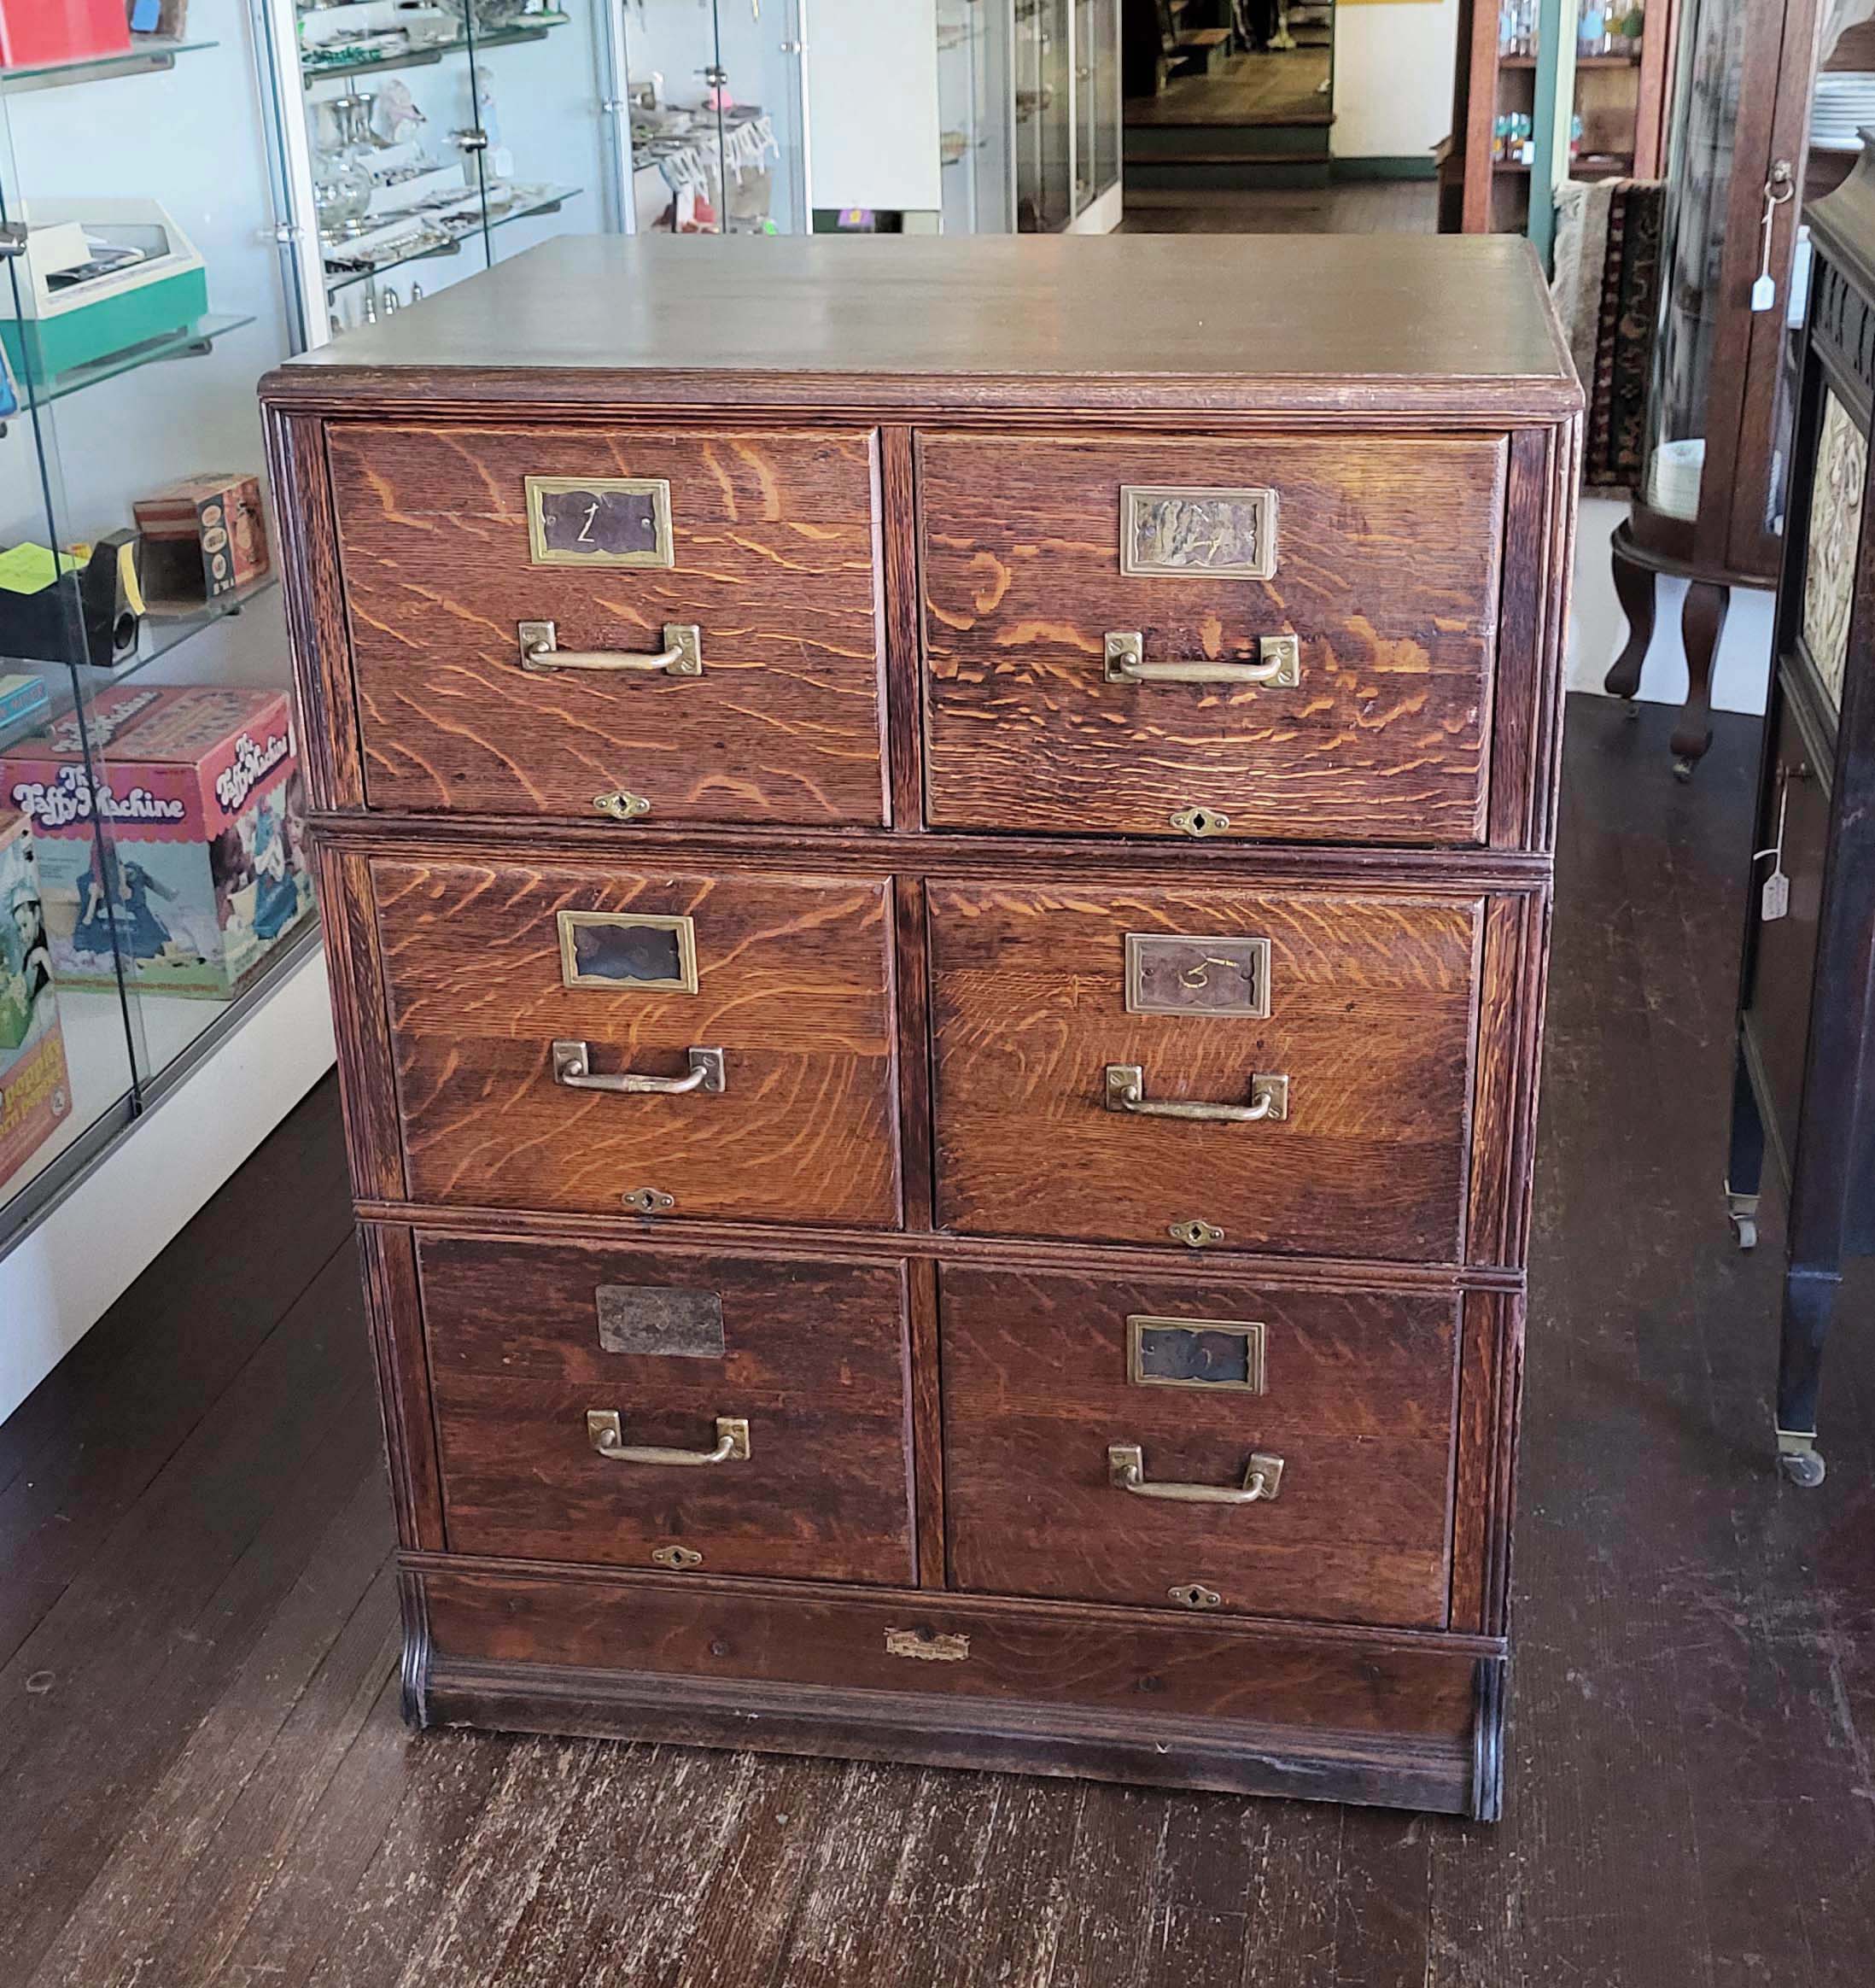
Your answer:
[266,234,1579,416]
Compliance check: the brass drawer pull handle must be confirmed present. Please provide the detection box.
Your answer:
[519,619,703,676]
[587,1410,750,1466]
[1105,1065,1288,1124]
[552,1041,727,1096]
[1105,632,1300,687]
[1108,1443,1284,1505]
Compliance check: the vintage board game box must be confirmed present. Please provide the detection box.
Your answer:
[132,473,270,607]
[1,683,313,1000]
[0,805,72,1192]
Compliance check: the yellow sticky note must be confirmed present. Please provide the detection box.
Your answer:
[0,543,78,594]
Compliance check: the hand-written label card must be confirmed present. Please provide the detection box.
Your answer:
[526,476,674,567]
[1124,933,1270,1018]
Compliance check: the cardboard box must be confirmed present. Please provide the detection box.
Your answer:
[2,684,314,1001]
[0,0,131,72]
[133,474,269,607]
[0,807,73,1193]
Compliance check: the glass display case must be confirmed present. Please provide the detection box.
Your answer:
[1014,0,1072,230]
[617,0,808,235]
[1074,0,1119,221]
[268,0,630,336]
[0,20,321,1248]
[939,0,1016,232]
[1607,0,1824,773]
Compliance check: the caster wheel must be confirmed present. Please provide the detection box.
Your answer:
[1729,1215,1757,1251]
[1779,1450,1826,1488]
[1672,757,1695,783]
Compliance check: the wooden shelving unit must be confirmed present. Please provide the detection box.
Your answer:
[1440,3,1677,233]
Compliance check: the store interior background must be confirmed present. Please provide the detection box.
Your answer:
[0,0,1769,1413]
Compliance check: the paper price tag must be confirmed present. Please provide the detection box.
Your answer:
[1762,870,1791,922]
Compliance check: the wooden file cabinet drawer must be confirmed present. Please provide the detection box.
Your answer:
[919,430,1506,844]
[419,1235,916,1583]
[327,423,887,827]
[927,881,1480,1260]
[372,857,900,1225]
[940,1266,1458,1629]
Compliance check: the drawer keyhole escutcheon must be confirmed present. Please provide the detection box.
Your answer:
[621,1187,675,1214]
[651,1545,704,1570]
[587,1411,751,1466]
[1109,1443,1285,1506]
[1167,1219,1224,1248]
[1107,1066,1288,1126]
[1170,805,1230,838]
[593,788,652,822]
[1168,1583,1224,1611]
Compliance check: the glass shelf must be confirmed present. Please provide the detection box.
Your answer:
[33,576,283,726]
[16,313,255,412]
[0,38,215,96]
[301,13,570,84]
[325,185,581,294]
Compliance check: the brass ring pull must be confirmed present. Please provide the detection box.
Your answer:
[552,1041,726,1096]
[1107,1443,1284,1505]
[1105,1065,1288,1123]
[587,1411,751,1466]
[1105,632,1300,687]
[518,620,703,676]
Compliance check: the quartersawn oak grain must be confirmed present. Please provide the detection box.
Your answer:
[938,1266,1459,1630]
[920,431,1507,844]
[927,880,1482,1260]
[370,857,900,1225]
[417,1233,915,1585]
[326,423,888,826]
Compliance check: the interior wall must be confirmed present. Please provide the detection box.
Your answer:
[806,0,941,212]
[1568,494,1775,716]
[1330,0,1461,161]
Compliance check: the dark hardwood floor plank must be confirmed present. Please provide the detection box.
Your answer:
[0,1247,377,1984]
[1135,1793,1255,1988]
[296,1729,526,1988]
[372,1736,600,1987]
[490,1743,764,1985]
[1041,1782,1165,1987]
[663,1755,856,1988]
[910,1775,1084,1988]
[27,1535,398,1988]
[0,1084,353,1660]
[760,1762,932,1988]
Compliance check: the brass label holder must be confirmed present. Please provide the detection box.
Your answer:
[1120,484,1278,581]
[558,910,699,994]
[1128,1316,1267,1394]
[1124,933,1270,1019]
[526,474,675,567]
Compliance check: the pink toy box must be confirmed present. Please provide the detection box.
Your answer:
[0,804,72,1191]
[2,683,313,1001]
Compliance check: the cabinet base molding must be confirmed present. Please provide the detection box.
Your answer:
[402,1563,1508,1820]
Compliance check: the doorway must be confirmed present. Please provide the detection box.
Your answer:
[1120,1,1446,233]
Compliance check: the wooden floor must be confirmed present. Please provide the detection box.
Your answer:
[1121,181,1438,234]
[5,696,1874,1985]
[1124,49,1332,129]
